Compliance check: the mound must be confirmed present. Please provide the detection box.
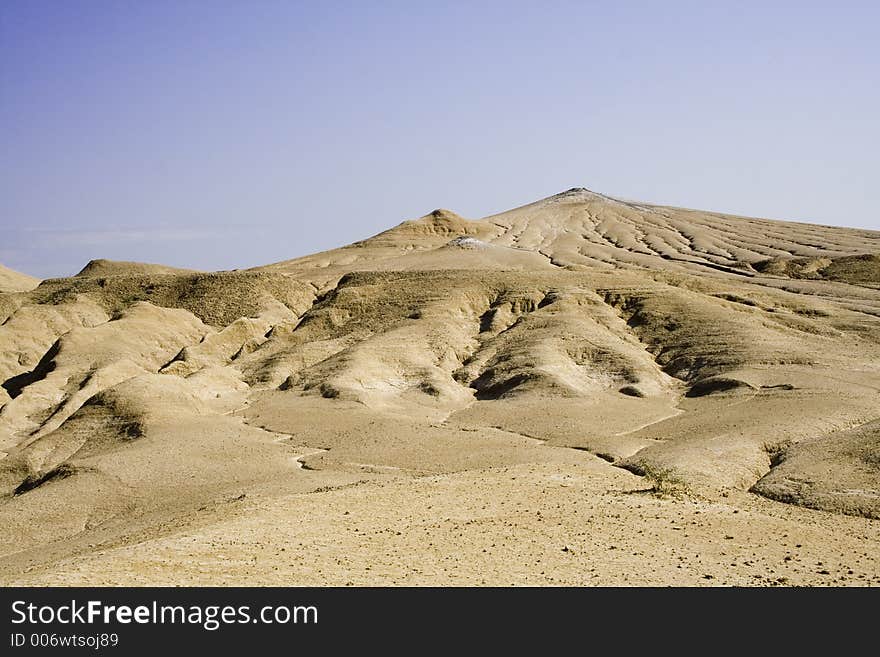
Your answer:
[751,420,880,519]
[75,259,198,278]
[0,263,39,293]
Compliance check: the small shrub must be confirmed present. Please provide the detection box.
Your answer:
[640,463,690,497]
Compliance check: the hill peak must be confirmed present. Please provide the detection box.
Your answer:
[545,187,623,204]
[425,208,463,221]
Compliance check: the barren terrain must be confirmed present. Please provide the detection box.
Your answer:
[2,189,879,586]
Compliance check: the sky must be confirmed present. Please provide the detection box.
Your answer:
[2,1,878,278]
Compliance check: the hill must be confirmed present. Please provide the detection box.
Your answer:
[0,264,39,293]
[1,188,878,586]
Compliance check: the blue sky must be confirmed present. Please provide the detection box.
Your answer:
[2,1,878,278]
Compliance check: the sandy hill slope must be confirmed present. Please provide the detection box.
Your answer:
[0,264,39,293]
[262,189,880,295]
[1,188,879,586]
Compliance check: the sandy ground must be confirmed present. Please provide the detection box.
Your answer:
[10,461,878,586]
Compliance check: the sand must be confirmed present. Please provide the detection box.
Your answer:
[1,187,878,586]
